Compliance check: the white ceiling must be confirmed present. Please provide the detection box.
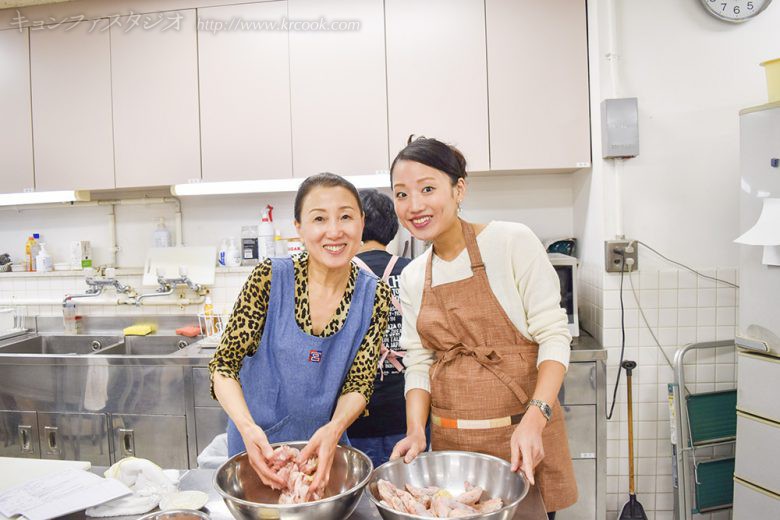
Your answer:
[1,0,74,8]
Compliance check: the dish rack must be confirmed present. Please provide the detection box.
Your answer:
[0,306,28,341]
[196,312,230,345]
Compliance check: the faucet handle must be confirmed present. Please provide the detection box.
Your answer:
[105,267,116,278]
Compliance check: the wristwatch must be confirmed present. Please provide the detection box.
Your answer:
[527,399,552,421]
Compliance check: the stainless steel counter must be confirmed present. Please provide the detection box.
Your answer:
[60,468,549,520]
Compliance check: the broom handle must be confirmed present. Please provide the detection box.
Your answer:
[623,360,637,496]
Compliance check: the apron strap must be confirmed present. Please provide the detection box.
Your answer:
[431,343,530,406]
[353,254,402,314]
[460,219,485,271]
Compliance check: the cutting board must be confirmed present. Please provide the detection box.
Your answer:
[0,457,91,520]
[142,246,216,287]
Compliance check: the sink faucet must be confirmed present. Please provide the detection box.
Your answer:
[64,268,136,303]
[135,266,204,305]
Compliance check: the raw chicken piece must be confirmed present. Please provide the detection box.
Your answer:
[455,485,483,505]
[476,497,504,513]
[266,444,320,504]
[406,483,441,498]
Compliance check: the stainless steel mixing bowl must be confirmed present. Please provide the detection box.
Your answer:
[366,451,529,520]
[213,440,373,520]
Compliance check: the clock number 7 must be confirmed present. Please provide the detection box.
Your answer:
[720,3,727,11]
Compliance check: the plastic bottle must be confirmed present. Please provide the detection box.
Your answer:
[241,225,259,266]
[202,296,215,336]
[225,237,241,267]
[62,301,79,334]
[274,230,288,257]
[218,239,228,266]
[36,243,52,272]
[30,234,41,271]
[258,205,275,259]
[24,235,38,272]
[153,218,172,248]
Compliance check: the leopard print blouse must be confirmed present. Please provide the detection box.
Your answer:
[208,252,391,407]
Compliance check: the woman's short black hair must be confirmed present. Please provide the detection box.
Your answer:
[359,189,398,246]
[390,135,468,186]
[294,172,363,223]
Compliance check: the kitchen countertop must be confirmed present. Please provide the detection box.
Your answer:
[60,468,549,520]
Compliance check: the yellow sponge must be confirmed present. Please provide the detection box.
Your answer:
[123,324,156,336]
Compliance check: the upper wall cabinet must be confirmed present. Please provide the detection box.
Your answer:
[486,0,590,171]
[111,10,201,188]
[30,20,114,191]
[0,28,34,194]
[385,0,490,172]
[198,2,292,182]
[288,0,388,178]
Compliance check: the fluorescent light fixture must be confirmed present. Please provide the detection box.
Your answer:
[171,172,391,197]
[0,190,90,206]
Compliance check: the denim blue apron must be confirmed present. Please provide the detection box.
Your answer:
[227,257,378,456]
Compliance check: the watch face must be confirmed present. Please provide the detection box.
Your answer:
[700,0,772,22]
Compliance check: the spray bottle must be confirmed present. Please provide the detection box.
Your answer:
[258,205,275,259]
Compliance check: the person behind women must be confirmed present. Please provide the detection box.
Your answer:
[389,138,577,518]
[209,173,391,497]
[346,189,411,467]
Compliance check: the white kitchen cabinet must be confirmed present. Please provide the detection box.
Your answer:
[30,20,114,191]
[486,0,590,171]
[289,0,388,177]
[385,0,489,171]
[111,10,200,188]
[198,2,293,182]
[0,28,34,194]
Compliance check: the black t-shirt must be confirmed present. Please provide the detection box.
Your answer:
[347,250,410,438]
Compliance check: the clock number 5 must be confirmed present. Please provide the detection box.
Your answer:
[747,1,755,9]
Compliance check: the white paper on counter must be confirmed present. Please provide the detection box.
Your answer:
[0,469,130,520]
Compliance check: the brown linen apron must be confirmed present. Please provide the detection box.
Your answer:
[418,219,577,512]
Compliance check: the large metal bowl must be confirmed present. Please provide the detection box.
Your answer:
[366,451,529,520]
[213,440,372,520]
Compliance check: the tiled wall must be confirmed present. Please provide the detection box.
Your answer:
[580,260,738,520]
[0,267,254,319]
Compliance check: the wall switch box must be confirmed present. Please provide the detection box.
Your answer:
[601,98,639,159]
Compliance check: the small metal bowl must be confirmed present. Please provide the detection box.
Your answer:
[137,509,210,520]
[214,440,373,520]
[366,451,529,520]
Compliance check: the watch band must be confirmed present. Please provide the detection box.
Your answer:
[527,399,552,421]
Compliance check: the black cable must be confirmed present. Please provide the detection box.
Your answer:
[606,250,627,420]
[635,240,739,288]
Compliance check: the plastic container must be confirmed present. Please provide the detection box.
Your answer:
[62,302,79,334]
[761,58,780,103]
[241,225,259,266]
[202,296,215,336]
[153,218,172,247]
[24,235,38,272]
[274,230,288,257]
[30,233,41,271]
[36,243,52,272]
[258,205,275,259]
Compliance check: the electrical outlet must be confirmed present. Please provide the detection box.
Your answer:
[605,240,639,273]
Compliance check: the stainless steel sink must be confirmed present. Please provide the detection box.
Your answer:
[0,334,124,355]
[95,335,194,356]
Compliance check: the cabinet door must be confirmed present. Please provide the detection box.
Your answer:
[198,2,292,182]
[385,0,489,171]
[0,410,39,458]
[111,414,188,469]
[111,10,200,188]
[289,0,388,177]
[38,412,110,466]
[195,406,228,456]
[0,28,34,193]
[486,0,590,171]
[30,20,114,190]
[556,459,596,520]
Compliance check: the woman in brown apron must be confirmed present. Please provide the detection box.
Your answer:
[388,137,578,518]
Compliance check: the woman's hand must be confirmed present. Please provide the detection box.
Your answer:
[298,422,342,500]
[389,427,427,464]
[510,406,547,485]
[239,423,285,489]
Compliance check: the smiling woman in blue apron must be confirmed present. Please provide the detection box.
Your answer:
[388,138,577,519]
[209,173,391,496]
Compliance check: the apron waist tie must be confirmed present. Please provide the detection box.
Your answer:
[378,345,405,381]
[431,343,530,405]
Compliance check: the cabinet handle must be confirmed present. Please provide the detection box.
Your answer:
[18,425,33,454]
[119,428,135,457]
[44,425,60,455]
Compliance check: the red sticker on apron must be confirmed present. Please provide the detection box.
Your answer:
[308,350,322,363]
